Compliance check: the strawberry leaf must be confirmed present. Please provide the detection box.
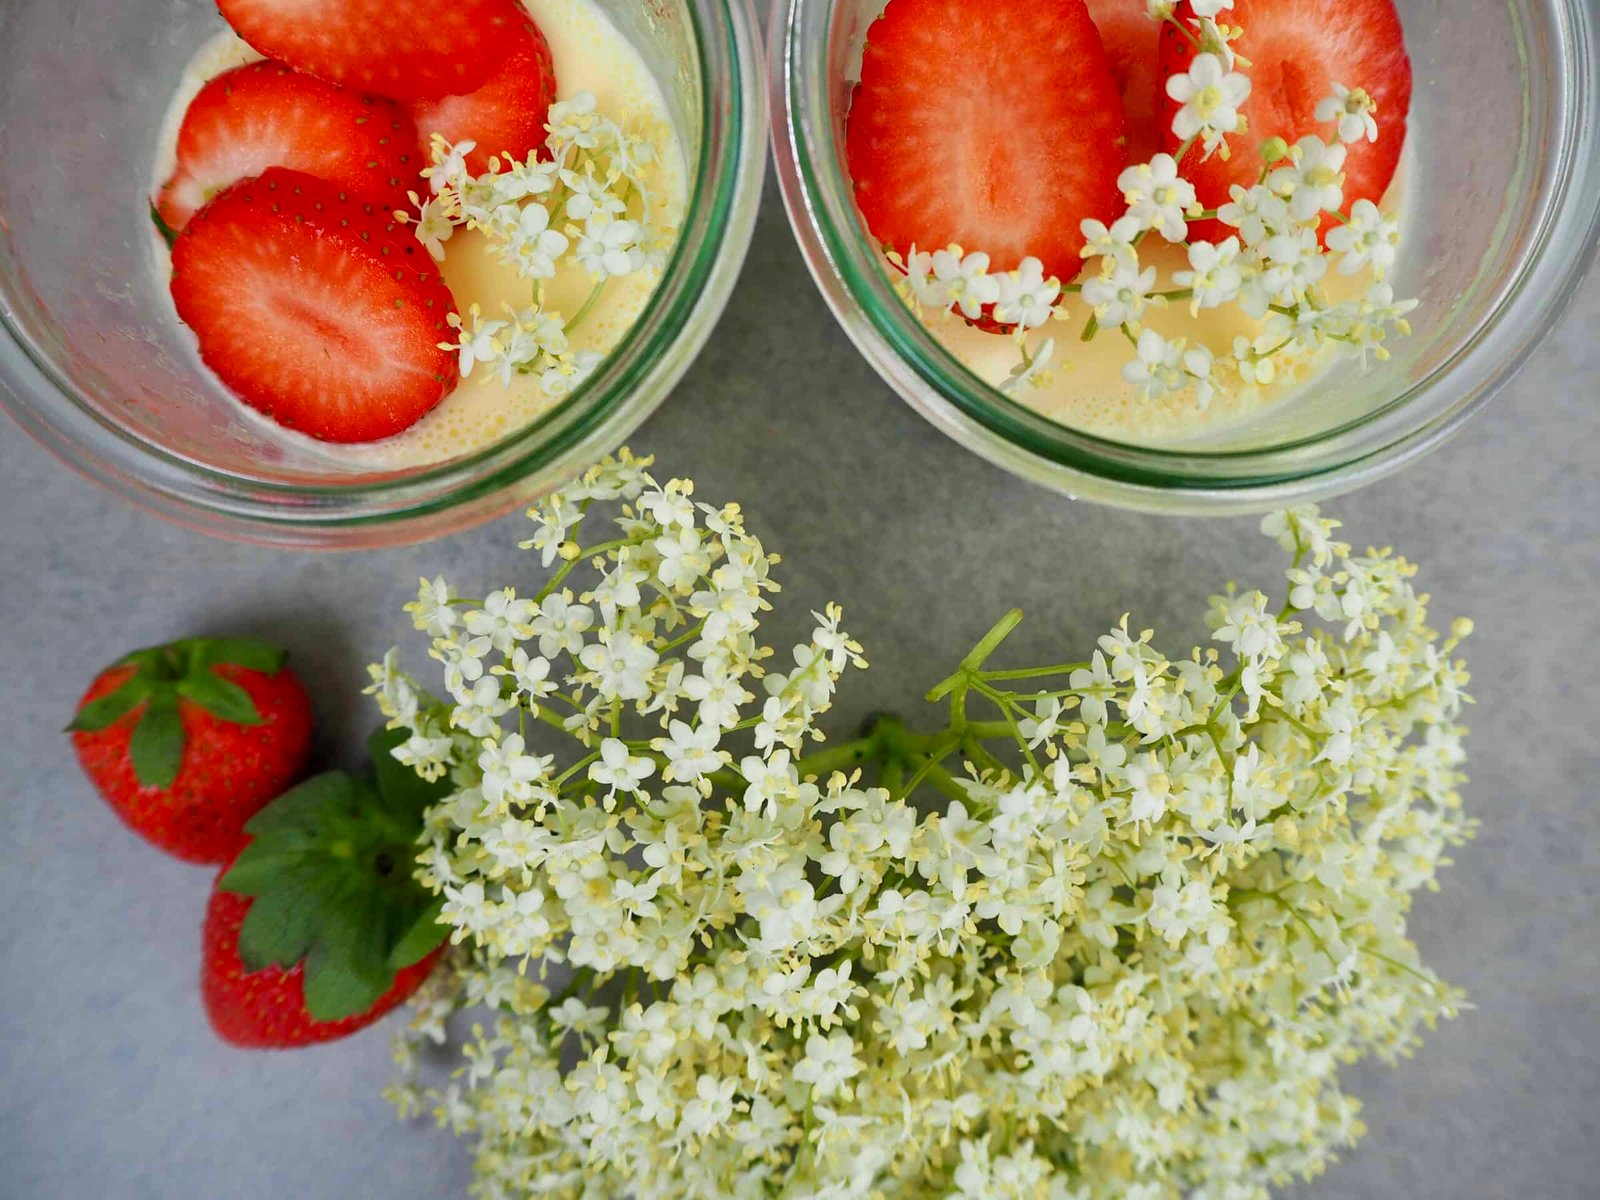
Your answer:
[302,889,393,1020]
[236,868,334,972]
[178,671,263,726]
[388,896,450,970]
[221,760,444,1023]
[370,725,453,819]
[129,694,185,789]
[65,676,152,733]
[191,637,287,675]
[150,201,178,249]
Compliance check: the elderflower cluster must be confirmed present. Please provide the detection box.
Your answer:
[371,454,1473,1200]
[410,92,672,398]
[892,1,1416,407]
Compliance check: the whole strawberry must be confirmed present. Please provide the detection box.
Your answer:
[68,637,314,864]
[201,729,453,1049]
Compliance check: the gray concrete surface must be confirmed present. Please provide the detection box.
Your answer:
[2,177,1597,1198]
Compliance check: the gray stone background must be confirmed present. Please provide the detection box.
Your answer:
[2,172,1598,1195]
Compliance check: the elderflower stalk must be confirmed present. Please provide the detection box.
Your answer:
[372,452,1474,1200]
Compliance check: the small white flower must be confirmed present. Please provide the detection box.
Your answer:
[1216,182,1291,247]
[1183,341,1217,409]
[563,169,628,223]
[793,1032,863,1098]
[1233,335,1278,387]
[1119,155,1199,242]
[546,91,601,149]
[1173,237,1244,312]
[575,218,647,280]
[589,737,656,795]
[1079,215,1145,263]
[412,197,457,261]
[1122,328,1188,399]
[531,592,594,658]
[1000,338,1055,396]
[496,203,569,280]
[540,349,604,399]
[930,247,1001,321]
[447,307,507,380]
[1165,53,1252,153]
[464,588,536,652]
[407,575,458,636]
[1261,226,1330,300]
[1316,83,1380,145]
[657,719,724,782]
[992,258,1061,329]
[1270,136,1348,221]
[491,156,560,204]
[1082,255,1158,327]
[579,634,659,701]
[427,139,477,194]
[1326,199,1400,277]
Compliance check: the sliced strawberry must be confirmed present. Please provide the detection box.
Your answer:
[846,0,1127,284]
[1161,0,1411,242]
[410,16,558,175]
[1086,0,1164,164]
[157,61,420,233]
[169,168,458,444]
[217,0,525,103]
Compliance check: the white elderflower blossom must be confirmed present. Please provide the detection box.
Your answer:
[1166,53,1252,154]
[1119,154,1199,242]
[445,306,507,380]
[380,460,1471,1200]
[1000,337,1055,396]
[1173,236,1245,311]
[1083,254,1158,327]
[409,90,673,387]
[1317,82,1381,145]
[1327,198,1401,277]
[992,257,1061,329]
[1270,135,1349,221]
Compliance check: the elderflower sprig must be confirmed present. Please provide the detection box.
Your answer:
[404,92,674,398]
[884,2,1418,409]
[374,453,1473,1200]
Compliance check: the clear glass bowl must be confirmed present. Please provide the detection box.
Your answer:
[771,0,1600,513]
[0,0,766,547]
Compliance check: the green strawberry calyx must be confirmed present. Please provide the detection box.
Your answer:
[66,636,290,790]
[219,727,454,1023]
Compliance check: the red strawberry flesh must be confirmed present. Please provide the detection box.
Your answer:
[1161,0,1412,241]
[169,168,458,444]
[217,0,527,103]
[157,60,421,232]
[410,16,558,175]
[1086,0,1165,164]
[846,0,1128,283]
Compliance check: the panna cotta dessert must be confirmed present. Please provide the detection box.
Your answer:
[151,0,686,468]
[843,0,1417,443]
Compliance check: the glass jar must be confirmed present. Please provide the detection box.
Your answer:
[770,0,1600,513]
[0,0,766,546]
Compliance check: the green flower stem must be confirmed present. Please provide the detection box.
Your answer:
[566,280,609,335]
[979,662,1091,683]
[1163,12,1202,52]
[536,536,639,602]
